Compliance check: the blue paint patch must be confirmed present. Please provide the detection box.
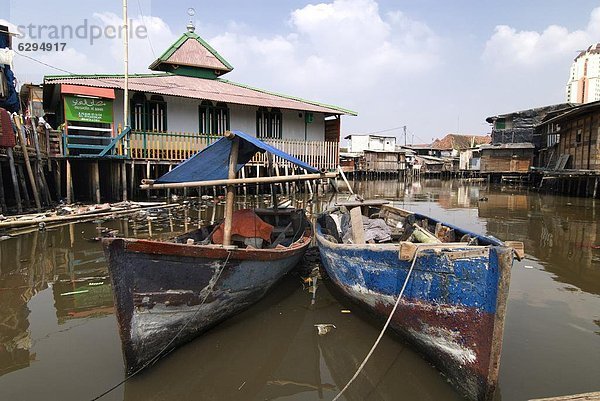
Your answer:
[316,225,501,314]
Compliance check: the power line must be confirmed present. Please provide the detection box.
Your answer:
[136,0,156,58]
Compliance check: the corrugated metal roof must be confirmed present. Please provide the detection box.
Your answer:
[166,38,228,70]
[148,32,233,73]
[44,74,355,115]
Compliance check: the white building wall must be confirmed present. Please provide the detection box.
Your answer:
[566,47,600,103]
[349,136,370,153]
[110,90,325,141]
[368,136,395,151]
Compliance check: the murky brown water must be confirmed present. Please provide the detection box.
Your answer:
[0,180,599,401]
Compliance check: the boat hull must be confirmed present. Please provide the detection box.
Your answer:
[316,219,512,401]
[103,232,310,374]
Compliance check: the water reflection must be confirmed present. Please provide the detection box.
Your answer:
[0,185,598,400]
[122,274,461,401]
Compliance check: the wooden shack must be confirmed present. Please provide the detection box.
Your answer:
[538,101,600,170]
[479,143,534,173]
[363,150,405,173]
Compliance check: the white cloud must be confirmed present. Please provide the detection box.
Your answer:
[92,12,178,73]
[482,7,600,68]
[209,0,440,127]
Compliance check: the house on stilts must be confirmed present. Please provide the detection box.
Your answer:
[42,23,355,202]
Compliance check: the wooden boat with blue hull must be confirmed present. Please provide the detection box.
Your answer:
[103,208,311,374]
[316,202,521,401]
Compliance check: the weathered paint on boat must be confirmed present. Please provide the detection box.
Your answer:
[103,227,311,374]
[316,211,513,401]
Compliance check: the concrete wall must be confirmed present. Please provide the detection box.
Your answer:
[111,89,326,141]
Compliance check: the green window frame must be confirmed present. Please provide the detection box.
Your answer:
[199,101,230,135]
[256,107,282,139]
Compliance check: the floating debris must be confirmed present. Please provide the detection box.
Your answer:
[314,324,336,336]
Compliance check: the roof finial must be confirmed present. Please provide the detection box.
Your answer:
[186,8,196,33]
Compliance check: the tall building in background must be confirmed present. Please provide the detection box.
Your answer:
[566,44,600,104]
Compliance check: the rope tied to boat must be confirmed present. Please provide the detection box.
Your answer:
[90,250,233,401]
[331,245,424,401]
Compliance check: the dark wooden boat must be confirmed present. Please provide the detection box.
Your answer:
[103,130,332,375]
[316,202,522,401]
[103,208,311,374]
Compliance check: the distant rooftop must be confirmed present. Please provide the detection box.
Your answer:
[575,43,600,61]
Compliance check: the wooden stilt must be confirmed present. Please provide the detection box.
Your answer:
[166,164,172,201]
[13,116,41,211]
[0,161,6,213]
[121,161,127,201]
[17,165,31,208]
[146,161,151,199]
[593,177,599,199]
[66,159,72,204]
[129,162,135,200]
[223,132,240,247]
[284,165,290,195]
[256,164,260,195]
[304,169,313,195]
[241,167,247,196]
[54,160,62,200]
[92,161,101,204]
[7,148,22,213]
[32,120,51,205]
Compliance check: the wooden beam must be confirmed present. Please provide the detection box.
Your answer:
[140,172,337,190]
[529,391,600,401]
[350,206,365,244]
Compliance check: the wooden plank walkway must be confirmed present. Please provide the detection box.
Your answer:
[530,391,600,401]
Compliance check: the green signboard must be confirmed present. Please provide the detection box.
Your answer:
[64,95,113,124]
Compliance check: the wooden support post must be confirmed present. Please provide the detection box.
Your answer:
[338,165,354,195]
[0,161,6,213]
[129,162,135,200]
[121,161,127,201]
[32,120,51,205]
[593,177,599,199]
[284,164,290,195]
[66,159,72,204]
[304,169,313,195]
[14,116,41,211]
[146,161,151,199]
[17,165,31,208]
[166,164,172,201]
[92,161,101,204]
[256,164,260,195]
[54,160,62,200]
[223,132,239,247]
[241,167,247,196]
[7,148,22,213]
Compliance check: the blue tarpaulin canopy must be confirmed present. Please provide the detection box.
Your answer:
[155,130,319,183]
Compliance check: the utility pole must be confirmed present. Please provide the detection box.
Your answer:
[123,0,129,128]
[403,125,407,146]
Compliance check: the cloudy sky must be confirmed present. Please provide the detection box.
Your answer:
[3,0,600,142]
